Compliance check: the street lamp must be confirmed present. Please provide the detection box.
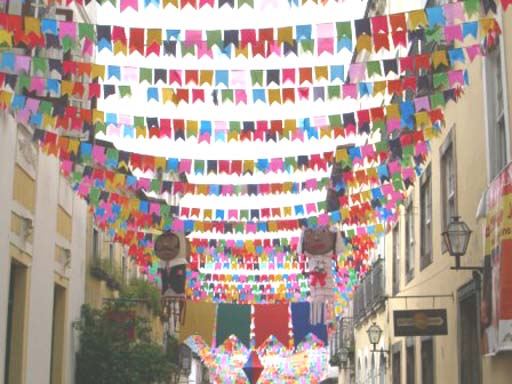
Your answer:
[366,323,389,354]
[339,347,350,364]
[442,216,481,271]
[179,344,192,378]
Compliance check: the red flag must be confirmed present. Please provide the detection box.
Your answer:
[253,303,289,347]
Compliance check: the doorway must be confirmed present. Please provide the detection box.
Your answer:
[458,280,481,384]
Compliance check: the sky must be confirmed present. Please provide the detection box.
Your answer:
[92,0,429,244]
[94,1,375,241]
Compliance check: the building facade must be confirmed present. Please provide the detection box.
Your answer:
[349,3,512,384]
[0,1,97,383]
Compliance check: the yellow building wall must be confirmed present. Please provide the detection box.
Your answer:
[383,15,512,383]
[56,206,72,242]
[12,165,36,214]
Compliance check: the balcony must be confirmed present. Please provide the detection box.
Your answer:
[353,260,386,323]
[329,317,355,367]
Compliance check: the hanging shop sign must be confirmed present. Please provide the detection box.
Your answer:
[393,309,448,336]
[482,161,512,354]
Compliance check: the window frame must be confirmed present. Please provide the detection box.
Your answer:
[405,198,415,282]
[440,129,457,253]
[420,165,433,270]
[421,337,435,384]
[406,338,416,384]
[484,36,510,181]
[392,223,401,295]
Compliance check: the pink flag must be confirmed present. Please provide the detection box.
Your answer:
[317,38,333,55]
[120,0,138,11]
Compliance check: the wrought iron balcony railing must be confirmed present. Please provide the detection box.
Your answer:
[353,260,386,323]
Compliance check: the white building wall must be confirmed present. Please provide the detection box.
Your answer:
[66,195,88,384]
[0,112,18,382]
[25,151,61,384]
[0,117,89,384]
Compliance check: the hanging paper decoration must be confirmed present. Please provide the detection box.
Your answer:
[154,231,190,295]
[178,301,216,345]
[253,303,290,348]
[243,350,264,384]
[297,226,344,324]
[215,303,251,347]
[290,302,328,346]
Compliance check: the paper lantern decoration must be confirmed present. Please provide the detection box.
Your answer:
[243,350,264,384]
[298,226,344,325]
[155,231,190,295]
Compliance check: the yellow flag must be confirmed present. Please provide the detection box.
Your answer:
[386,104,400,119]
[356,35,372,54]
[60,80,73,96]
[162,88,175,104]
[235,46,249,58]
[93,110,104,124]
[432,50,448,69]
[373,81,386,96]
[135,126,147,138]
[43,114,56,129]
[113,41,127,55]
[163,0,179,8]
[199,70,214,85]
[277,27,294,45]
[335,147,348,163]
[154,157,166,171]
[408,10,427,29]
[91,64,105,80]
[24,17,41,36]
[415,111,431,129]
[147,29,162,45]
[243,160,254,174]
[314,66,328,81]
[268,89,281,104]
[0,30,13,47]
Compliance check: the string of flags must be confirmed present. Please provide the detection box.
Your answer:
[0,8,502,59]
[0,0,506,310]
[48,0,512,13]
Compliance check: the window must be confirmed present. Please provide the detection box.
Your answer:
[379,353,386,384]
[109,242,114,266]
[5,263,29,384]
[357,358,362,384]
[485,43,509,180]
[406,340,416,384]
[392,224,400,295]
[405,201,415,282]
[440,132,457,247]
[50,284,66,384]
[392,344,401,384]
[121,251,127,284]
[370,354,375,384]
[420,166,433,269]
[92,229,100,259]
[421,338,435,384]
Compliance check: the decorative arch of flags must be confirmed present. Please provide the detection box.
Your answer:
[1,0,509,382]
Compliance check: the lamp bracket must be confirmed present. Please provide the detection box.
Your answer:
[387,294,453,300]
[370,345,389,354]
[450,266,484,272]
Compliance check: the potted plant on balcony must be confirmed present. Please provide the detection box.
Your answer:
[90,258,109,281]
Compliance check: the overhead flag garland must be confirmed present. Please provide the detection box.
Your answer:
[1,0,510,381]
